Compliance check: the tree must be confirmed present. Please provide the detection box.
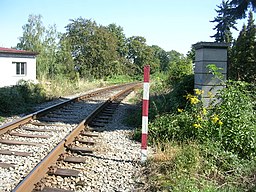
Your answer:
[17,14,45,52]
[168,56,193,83]
[126,36,156,74]
[229,0,256,19]
[230,11,256,83]
[230,25,247,80]
[243,11,256,82]
[17,14,60,79]
[186,46,195,62]
[64,18,122,79]
[211,0,237,43]
[151,45,169,72]
[107,23,128,58]
[56,34,76,80]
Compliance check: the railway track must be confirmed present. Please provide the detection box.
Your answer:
[0,83,141,192]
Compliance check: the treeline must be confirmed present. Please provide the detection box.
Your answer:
[16,15,192,81]
[229,11,256,83]
[211,0,256,84]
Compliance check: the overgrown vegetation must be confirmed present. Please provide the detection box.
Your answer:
[129,74,256,191]
[0,80,46,115]
[0,78,106,118]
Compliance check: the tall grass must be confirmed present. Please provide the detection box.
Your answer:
[40,76,106,98]
[0,73,133,120]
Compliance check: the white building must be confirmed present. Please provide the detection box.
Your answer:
[0,47,37,87]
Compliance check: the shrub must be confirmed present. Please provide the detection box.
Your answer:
[0,80,47,115]
[213,81,256,158]
[149,81,256,159]
[17,80,46,103]
[168,57,193,84]
[0,86,26,114]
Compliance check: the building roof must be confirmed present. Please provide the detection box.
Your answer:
[0,47,38,55]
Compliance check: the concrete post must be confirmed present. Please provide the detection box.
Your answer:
[193,42,228,106]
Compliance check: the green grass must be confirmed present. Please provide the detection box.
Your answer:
[144,141,256,192]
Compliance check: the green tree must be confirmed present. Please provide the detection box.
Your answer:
[168,55,193,83]
[229,0,256,19]
[167,50,183,63]
[151,45,169,72]
[244,11,256,82]
[211,0,237,43]
[107,23,128,58]
[65,18,121,79]
[186,46,195,62]
[230,25,247,80]
[230,11,256,83]
[56,34,76,80]
[17,14,60,79]
[126,36,156,74]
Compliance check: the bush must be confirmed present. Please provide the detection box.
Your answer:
[0,80,47,115]
[168,57,193,84]
[0,86,26,114]
[149,81,256,159]
[214,81,256,158]
[17,80,46,103]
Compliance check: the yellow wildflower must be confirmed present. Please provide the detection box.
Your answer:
[190,96,200,105]
[186,94,193,100]
[218,120,223,126]
[211,114,219,123]
[202,108,207,115]
[178,108,184,113]
[197,116,203,121]
[194,89,204,95]
[193,123,202,128]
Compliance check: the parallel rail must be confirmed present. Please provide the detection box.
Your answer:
[11,83,141,192]
[0,82,139,135]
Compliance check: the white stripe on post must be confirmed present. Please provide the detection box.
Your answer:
[142,116,148,134]
[141,65,150,163]
[143,82,150,100]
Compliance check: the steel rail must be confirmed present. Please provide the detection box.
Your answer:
[0,82,138,135]
[12,83,140,192]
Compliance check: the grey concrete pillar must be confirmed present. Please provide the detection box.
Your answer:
[193,42,228,106]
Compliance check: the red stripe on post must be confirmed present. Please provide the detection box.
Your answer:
[144,65,150,82]
[141,65,150,163]
[142,100,149,116]
[141,133,148,149]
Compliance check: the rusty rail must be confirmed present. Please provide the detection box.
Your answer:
[12,83,140,192]
[0,82,139,135]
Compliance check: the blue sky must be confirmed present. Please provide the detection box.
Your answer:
[0,0,251,54]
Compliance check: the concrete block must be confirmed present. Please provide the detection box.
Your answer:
[194,61,227,73]
[194,85,225,97]
[194,73,226,85]
[201,97,221,107]
[195,48,227,62]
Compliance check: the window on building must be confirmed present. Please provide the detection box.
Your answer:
[13,62,26,75]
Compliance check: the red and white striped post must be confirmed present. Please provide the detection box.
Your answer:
[141,65,150,163]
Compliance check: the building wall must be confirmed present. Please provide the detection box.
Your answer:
[0,54,36,87]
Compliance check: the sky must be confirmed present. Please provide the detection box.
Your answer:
[0,0,251,55]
